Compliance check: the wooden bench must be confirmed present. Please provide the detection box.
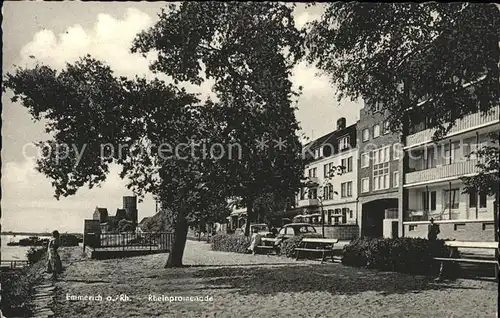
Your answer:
[433,241,499,278]
[256,237,279,255]
[295,238,339,264]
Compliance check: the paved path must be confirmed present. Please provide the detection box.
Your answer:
[53,240,498,317]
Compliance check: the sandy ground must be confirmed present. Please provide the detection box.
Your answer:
[53,241,498,318]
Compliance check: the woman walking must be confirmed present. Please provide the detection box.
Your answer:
[47,230,62,280]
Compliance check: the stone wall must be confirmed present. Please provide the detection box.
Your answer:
[403,220,495,242]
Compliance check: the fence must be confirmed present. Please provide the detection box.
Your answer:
[84,232,173,251]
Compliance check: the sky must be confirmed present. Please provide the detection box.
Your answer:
[1,2,363,233]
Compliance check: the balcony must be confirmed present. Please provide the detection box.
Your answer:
[405,159,478,185]
[405,106,499,147]
[305,177,319,185]
[297,198,319,207]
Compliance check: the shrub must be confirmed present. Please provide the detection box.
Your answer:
[26,247,46,264]
[342,237,459,276]
[1,250,47,317]
[279,236,305,258]
[211,233,251,253]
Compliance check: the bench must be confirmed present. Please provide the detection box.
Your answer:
[256,238,279,255]
[433,241,499,278]
[295,238,339,264]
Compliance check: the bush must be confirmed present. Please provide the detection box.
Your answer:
[211,233,251,253]
[279,236,305,258]
[342,237,459,276]
[1,250,47,317]
[26,247,46,264]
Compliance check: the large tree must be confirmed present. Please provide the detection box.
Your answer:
[306,3,499,233]
[3,56,230,267]
[131,2,306,236]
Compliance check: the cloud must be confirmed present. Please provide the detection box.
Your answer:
[19,8,155,78]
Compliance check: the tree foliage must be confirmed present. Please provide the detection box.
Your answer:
[306,3,499,137]
[306,3,499,198]
[132,2,306,235]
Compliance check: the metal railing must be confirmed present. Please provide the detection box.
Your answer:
[84,232,173,251]
[0,260,30,270]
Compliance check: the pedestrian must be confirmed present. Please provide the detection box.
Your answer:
[428,218,440,241]
[248,227,262,255]
[47,230,62,280]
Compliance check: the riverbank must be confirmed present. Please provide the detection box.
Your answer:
[53,241,498,317]
[0,250,47,317]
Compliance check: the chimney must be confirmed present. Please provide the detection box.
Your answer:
[337,117,346,130]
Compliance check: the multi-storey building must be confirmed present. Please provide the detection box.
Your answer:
[357,101,402,238]
[296,118,359,238]
[399,105,499,241]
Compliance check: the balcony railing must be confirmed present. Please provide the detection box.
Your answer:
[406,106,499,147]
[297,198,320,207]
[405,159,478,185]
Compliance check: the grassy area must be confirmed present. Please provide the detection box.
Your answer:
[0,251,47,317]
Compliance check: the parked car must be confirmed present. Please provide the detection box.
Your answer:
[274,223,323,246]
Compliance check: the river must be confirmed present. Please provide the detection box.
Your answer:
[1,235,51,261]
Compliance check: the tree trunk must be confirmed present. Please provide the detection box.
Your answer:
[165,215,189,268]
[244,199,254,237]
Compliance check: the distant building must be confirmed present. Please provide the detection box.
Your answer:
[116,209,127,221]
[93,207,108,223]
[123,196,138,224]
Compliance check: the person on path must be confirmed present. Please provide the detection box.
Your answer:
[47,230,62,280]
[248,227,262,255]
[428,218,440,241]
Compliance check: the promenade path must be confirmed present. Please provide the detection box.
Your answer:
[54,240,497,317]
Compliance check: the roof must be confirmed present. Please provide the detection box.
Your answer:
[284,223,315,227]
[95,207,108,214]
[139,217,150,225]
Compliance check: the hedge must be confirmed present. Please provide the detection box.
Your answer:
[211,233,251,253]
[342,237,460,276]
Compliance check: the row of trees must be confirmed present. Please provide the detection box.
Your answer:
[4,3,498,267]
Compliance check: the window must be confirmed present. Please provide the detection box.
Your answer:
[393,171,399,188]
[424,147,436,169]
[361,153,370,168]
[443,142,460,164]
[362,128,370,141]
[312,168,317,177]
[373,101,383,112]
[339,136,350,150]
[361,178,369,193]
[479,193,487,208]
[383,120,390,134]
[349,210,353,218]
[469,188,477,208]
[341,157,353,173]
[393,144,401,160]
[323,164,329,178]
[373,146,390,190]
[323,185,334,200]
[422,191,437,211]
[444,189,460,209]
[341,182,353,198]
[373,124,380,138]
[308,188,318,199]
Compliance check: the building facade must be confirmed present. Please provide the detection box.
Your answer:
[357,102,401,238]
[296,118,359,235]
[400,105,499,241]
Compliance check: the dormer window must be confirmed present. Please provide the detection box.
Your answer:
[339,136,350,151]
